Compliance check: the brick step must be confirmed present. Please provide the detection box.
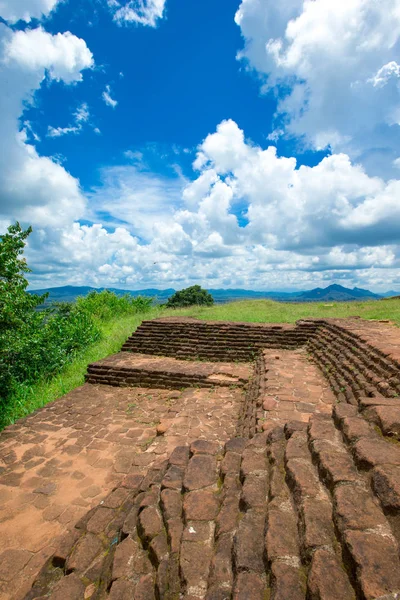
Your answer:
[310,338,399,398]
[28,416,400,599]
[314,328,400,384]
[323,323,400,371]
[85,353,251,391]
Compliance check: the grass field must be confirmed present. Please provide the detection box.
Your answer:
[3,297,400,428]
[168,298,400,325]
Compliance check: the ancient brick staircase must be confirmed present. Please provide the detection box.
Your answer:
[121,317,320,360]
[4,315,400,600]
[26,417,400,600]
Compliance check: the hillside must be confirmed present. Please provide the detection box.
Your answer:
[28,283,394,305]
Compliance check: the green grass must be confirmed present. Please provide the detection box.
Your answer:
[164,297,400,326]
[2,307,161,427]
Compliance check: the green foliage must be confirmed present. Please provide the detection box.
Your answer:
[76,290,153,320]
[0,224,154,429]
[166,285,214,308]
[0,222,47,331]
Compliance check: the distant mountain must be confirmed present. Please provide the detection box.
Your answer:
[295,284,381,302]
[380,290,400,298]
[28,285,175,305]
[28,283,384,305]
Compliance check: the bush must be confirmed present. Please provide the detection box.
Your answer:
[76,290,153,320]
[0,224,153,426]
[166,285,214,308]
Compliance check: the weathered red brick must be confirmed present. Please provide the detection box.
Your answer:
[312,443,359,488]
[66,533,103,572]
[184,455,216,491]
[190,440,221,455]
[343,530,400,599]
[160,488,182,520]
[308,417,337,443]
[266,502,300,561]
[86,507,115,534]
[168,445,190,467]
[233,572,265,600]
[240,473,267,509]
[341,417,373,443]
[134,573,156,600]
[207,533,234,591]
[220,452,241,478]
[108,579,136,600]
[286,432,310,461]
[234,510,265,573]
[372,464,400,510]
[286,459,321,503]
[112,537,152,580]
[308,549,355,600]
[149,532,169,565]
[240,449,267,478]
[161,465,184,490]
[333,404,358,424]
[353,438,400,469]
[270,560,306,600]
[138,506,163,543]
[49,573,85,600]
[180,541,213,594]
[224,438,246,454]
[300,498,334,556]
[372,405,400,437]
[334,484,388,532]
[184,489,220,521]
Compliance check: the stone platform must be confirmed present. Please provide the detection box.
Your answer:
[85,353,252,389]
[1,316,400,599]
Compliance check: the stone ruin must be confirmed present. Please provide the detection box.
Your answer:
[1,316,400,599]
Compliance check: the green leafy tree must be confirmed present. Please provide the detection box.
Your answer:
[0,223,47,332]
[166,285,214,308]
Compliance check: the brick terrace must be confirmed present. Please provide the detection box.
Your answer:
[1,316,400,599]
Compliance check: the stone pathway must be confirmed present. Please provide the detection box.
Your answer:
[0,383,243,599]
[259,349,335,429]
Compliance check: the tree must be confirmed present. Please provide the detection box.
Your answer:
[166,285,214,308]
[0,222,47,331]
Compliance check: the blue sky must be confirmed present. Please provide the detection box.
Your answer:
[1,0,400,292]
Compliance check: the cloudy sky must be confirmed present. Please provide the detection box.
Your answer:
[1,0,400,292]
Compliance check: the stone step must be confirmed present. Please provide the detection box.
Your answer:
[27,412,400,599]
[85,352,252,390]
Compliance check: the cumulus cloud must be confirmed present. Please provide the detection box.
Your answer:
[26,119,400,292]
[0,0,61,23]
[0,24,93,229]
[3,27,94,83]
[235,0,400,178]
[102,84,118,108]
[110,0,167,27]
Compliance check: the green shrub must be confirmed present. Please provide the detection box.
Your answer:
[166,285,214,308]
[0,224,154,427]
[76,290,153,320]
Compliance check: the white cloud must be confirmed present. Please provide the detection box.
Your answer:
[0,24,93,229]
[235,0,400,179]
[0,0,61,23]
[3,27,94,83]
[111,0,167,27]
[102,84,118,108]
[26,119,400,292]
[48,103,90,137]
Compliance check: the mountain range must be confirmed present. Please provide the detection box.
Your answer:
[28,283,398,305]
